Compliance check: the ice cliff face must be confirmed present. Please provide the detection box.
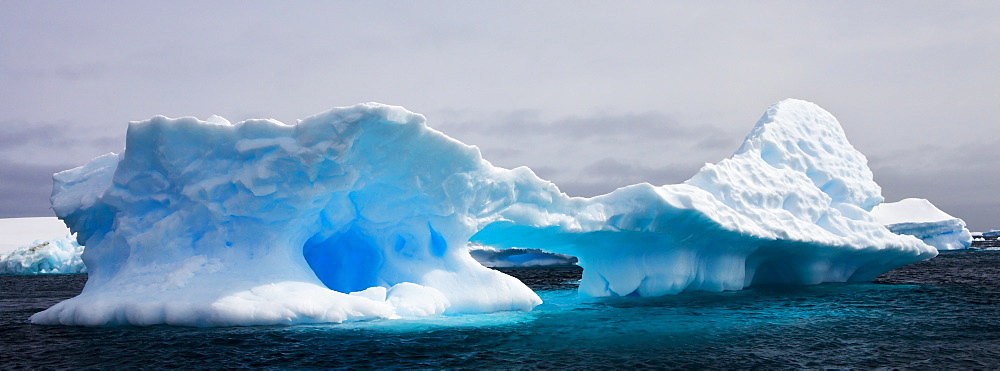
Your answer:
[31,99,937,326]
[871,198,973,250]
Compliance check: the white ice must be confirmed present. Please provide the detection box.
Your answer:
[870,198,973,250]
[31,99,936,327]
[0,217,85,274]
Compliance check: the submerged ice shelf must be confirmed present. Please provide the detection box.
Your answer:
[32,99,937,326]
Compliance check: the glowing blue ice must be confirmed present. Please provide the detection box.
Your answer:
[32,99,936,326]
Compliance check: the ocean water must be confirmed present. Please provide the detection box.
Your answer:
[3,251,1000,368]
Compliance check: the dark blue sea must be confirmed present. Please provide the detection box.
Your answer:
[3,250,1000,369]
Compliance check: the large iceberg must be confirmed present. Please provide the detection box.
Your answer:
[870,198,973,250]
[32,99,936,326]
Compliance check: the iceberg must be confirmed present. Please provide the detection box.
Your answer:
[31,99,936,327]
[870,198,973,250]
[0,238,85,274]
[0,217,75,255]
[0,217,85,274]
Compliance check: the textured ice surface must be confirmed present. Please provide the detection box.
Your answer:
[0,237,84,274]
[871,198,973,250]
[0,217,85,274]
[472,100,936,296]
[32,99,936,326]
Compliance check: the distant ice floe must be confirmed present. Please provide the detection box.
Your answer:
[32,99,936,327]
[469,244,578,268]
[0,237,85,274]
[0,217,85,274]
[972,230,1000,250]
[870,198,973,250]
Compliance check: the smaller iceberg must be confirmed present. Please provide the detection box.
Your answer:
[974,231,1000,250]
[0,238,85,274]
[469,244,578,268]
[0,217,85,274]
[870,198,972,250]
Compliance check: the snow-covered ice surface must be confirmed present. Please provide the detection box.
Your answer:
[31,99,936,327]
[870,198,973,250]
[0,217,85,274]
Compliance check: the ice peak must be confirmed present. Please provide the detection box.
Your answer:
[729,98,882,210]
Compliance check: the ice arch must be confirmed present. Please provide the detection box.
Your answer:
[32,99,935,327]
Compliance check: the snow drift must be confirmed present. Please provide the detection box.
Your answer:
[870,198,973,250]
[32,99,936,326]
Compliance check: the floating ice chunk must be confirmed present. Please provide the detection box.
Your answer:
[0,237,84,274]
[871,198,973,250]
[0,217,85,274]
[33,99,935,327]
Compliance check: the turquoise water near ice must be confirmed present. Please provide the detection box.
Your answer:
[3,251,1000,368]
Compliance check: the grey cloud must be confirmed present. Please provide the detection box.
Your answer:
[695,132,743,152]
[869,138,1000,174]
[566,158,703,197]
[874,164,999,232]
[441,110,712,142]
[0,119,123,164]
[54,63,109,81]
[1,62,109,84]
[0,121,65,148]
[0,161,70,218]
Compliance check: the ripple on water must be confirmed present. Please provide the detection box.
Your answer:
[2,251,1000,368]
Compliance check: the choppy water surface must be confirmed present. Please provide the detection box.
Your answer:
[3,251,1000,368]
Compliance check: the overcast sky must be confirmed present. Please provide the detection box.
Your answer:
[1,1,997,230]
